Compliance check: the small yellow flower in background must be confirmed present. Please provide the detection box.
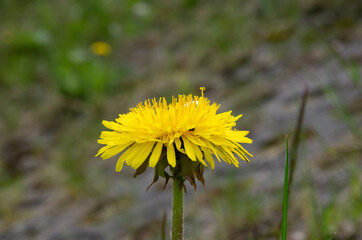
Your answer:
[91,41,111,56]
[96,87,252,189]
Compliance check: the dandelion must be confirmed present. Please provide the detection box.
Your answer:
[96,87,252,240]
[91,41,111,56]
[96,87,252,183]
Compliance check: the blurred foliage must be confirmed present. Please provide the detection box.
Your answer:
[0,0,361,239]
[1,0,359,99]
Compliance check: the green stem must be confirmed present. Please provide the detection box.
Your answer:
[171,179,183,240]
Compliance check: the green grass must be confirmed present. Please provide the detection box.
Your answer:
[328,232,336,240]
[0,1,361,239]
[281,136,289,240]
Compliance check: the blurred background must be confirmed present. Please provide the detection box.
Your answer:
[0,0,361,239]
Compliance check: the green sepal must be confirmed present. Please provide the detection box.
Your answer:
[146,150,206,192]
[179,154,205,190]
[133,158,149,178]
[147,152,170,191]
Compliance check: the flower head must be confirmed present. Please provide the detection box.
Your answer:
[91,41,111,56]
[96,88,252,189]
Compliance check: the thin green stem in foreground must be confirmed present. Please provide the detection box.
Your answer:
[172,179,183,240]
[282,136,289,240]
[328,232,336,240]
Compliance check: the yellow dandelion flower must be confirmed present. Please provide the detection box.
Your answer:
[96,87,252,188]
[91,41,111,56]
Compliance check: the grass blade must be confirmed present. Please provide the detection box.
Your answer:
[328,232,336,240]
[282,136,289,240]
[289,84,308,189]
[277,86,308,239]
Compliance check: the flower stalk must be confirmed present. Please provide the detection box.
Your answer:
[171,178,183,240]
